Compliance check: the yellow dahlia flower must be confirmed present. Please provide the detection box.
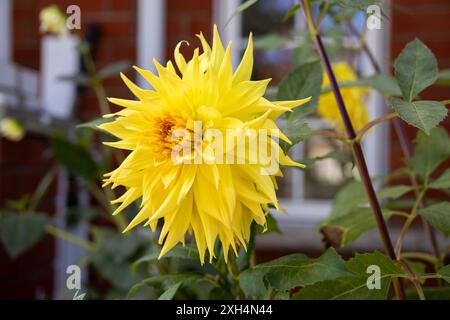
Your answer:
[100,26,310,263]
[39,5,68,36]
[0,117,25,141]
[318,62,369,132]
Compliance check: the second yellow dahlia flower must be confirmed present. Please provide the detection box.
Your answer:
[100,26,310,263]
[318,62,369,132]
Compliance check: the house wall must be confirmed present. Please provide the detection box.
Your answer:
[0,0,449,298]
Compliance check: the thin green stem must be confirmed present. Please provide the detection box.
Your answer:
[356,112,398,141]
[46,225,95,251]
[395,188,427,258]
[28,166,59,212]
[401,252,440,266]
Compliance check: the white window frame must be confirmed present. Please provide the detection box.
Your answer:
[213,0,390,232]
[0,0,11,63]
[136,0,166,88]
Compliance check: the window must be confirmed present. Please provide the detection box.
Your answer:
[213,0,390,239]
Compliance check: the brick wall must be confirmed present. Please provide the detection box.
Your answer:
[166,0,213,62]
[1,0,138,299]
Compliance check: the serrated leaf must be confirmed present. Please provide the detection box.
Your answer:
[158,282,182,300]
[131,244,200,273]
[438,265,450,283]
[266,248,354,292]
[330,181,366,218]
[0,212,47,258]
[294,275,389,300]
[295,252,404,300]
[128,273,205,299]
[280,116,312,153]
[394,38,438,102]
[409,128,450,180]
[429,169,450,189]
[277,60,323,117]
[336,0,385,17]
[390,98,447,135]
[239,248,353,297]
[321,208,394,247]
[377,185,413,199]
[418,202,450,237]
[329,180,411,223]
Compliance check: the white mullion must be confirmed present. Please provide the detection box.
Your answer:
[136,0,166,88]
[0,0,11,63]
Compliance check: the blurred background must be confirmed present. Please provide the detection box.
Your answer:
[0,0,449,299]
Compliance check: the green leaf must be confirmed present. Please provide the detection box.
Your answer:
[239,248,353,297]
[128,273,205,299]
[280,115,312,153]
[90,227,148,290]
[77,117,115,132]
[329,181,366,219]
[336,0,384,16]
[283,4,301,22]
[158,282,182,300]
[51,138,99,181]
[256,213,281,235]
[418,202,450,237]
[0,212,47,258]
[320,208,394,247]
[294,252,404,300]
[390,98,447,135]
[394,38,438,102]
[409,127,450,180]
[98,61,131,80]
[131,244,200,273]
[377,185,413,199]
[438,265,450,283]
[429,169,450,189]
[323,74,402,97]
[277,60,323,117]
[224,0,258,28]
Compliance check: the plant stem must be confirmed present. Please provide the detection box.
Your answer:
[395,188,427,257]
[356,112,398,140]
[46,225,95,251]
[348,18,441,260]
[300,0,406,299]
[401,252,440,266]
[28,165,58,212]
